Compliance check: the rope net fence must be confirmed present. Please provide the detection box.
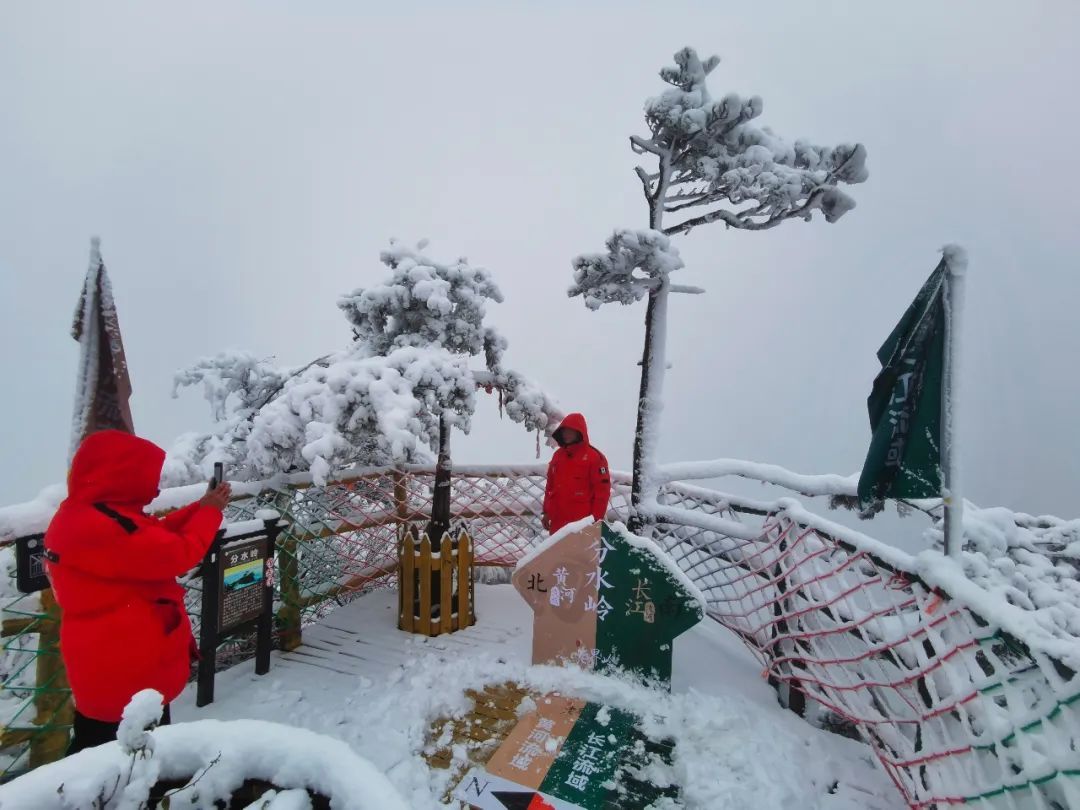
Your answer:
[0,465,1076,808]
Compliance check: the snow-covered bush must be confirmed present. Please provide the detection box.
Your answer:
[569,47,868,520]
[166,241,561,486]
[0,690,409,809]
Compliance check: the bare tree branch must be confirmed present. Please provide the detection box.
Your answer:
[634,166,654,203]
[630,135,665,156]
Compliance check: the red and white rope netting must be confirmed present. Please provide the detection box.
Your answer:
[222,467,1079,809]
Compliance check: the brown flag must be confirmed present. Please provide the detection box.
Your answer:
[69,238,135,460]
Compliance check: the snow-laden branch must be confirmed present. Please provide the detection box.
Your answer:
[568,229,684,310]
[167,241,557,485]
[633,47,868,236]
[472,367,564,434]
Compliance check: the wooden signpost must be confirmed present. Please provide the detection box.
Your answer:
[454,521,700,809]
[197,517,280,707]
[512,521,704,686]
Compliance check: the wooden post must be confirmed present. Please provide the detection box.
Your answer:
[29,589,72,768]
[466,531,476,625]
[271,489,302,652]
[768,531,806,717]
[255,520,279,676]
[400,527,474,637]
[457,530,473,629]
[440,536,453,635]
[392,470,409,538]
[276,532,302,652]
[399,531,416,633]
[418,535,432,637]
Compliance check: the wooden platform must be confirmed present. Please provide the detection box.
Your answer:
[177,585,905,810]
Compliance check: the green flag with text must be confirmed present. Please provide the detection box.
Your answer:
[857,258,947,507]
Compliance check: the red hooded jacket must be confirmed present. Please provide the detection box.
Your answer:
[44,431,223,722]
[542,413,611,533]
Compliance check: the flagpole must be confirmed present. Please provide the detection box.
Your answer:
[940,245,968,557]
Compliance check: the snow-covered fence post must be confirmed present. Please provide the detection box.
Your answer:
[768,532,806,718]
[571,48,868,532]
[276,535,301,652]
[392,470,408,526]
[273,489,303,652]
[940,246,968,557]
[29,588,71,767]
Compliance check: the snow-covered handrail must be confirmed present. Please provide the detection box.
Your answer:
[655,457,859,498]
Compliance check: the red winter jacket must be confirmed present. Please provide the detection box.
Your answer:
[542,413,611,534]
[44,431,223,722]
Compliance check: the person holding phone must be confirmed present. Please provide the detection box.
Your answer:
[44,431,231,754]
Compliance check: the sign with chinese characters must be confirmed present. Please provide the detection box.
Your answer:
[485,694,584,791]
[512,521,704,686]
[218,537,268,633]
[453,693,677,809]
[198,519,279,708]
[513,523,602,669]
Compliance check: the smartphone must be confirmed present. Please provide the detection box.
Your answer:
[211,462,224,489]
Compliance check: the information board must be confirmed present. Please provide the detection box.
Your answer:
[218,537,269,633]
[197,518,279,707]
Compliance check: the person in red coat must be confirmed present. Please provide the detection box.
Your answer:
[44,431,231,754]
[541,413,611,534]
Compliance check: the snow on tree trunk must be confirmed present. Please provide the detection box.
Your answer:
[631,275,671,525]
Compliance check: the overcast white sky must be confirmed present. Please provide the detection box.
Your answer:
[2,2,1078,545]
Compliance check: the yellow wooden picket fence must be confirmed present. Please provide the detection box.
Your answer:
[397,529,476,636]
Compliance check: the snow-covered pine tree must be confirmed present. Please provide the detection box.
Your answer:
[166,240,560,485]
[569,47,869,528]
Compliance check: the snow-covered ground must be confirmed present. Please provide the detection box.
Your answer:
[174,584,903,809]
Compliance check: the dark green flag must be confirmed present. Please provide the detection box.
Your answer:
[857,258,948,508]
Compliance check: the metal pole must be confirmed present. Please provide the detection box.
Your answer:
[197,533,223,707]
[255,520,279,676]
[941,249,967,557]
